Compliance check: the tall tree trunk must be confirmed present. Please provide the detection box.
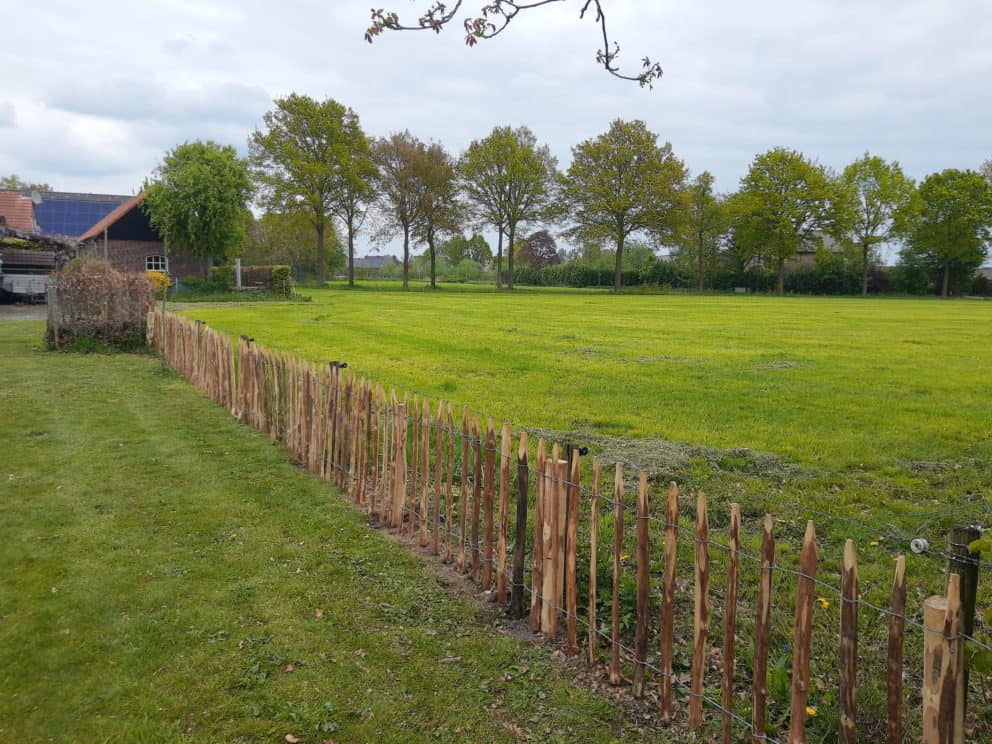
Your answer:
[697,231,705,293]
[862,243,870,296]
[507,223,516,290]
[316,220,326,285]
[347,216,355,288]
[776,257,785,296]
[428,231,437,290]
[614,233,625,295]
[942,261,950,297]
[402,225,410,290]
[496,227,504,290]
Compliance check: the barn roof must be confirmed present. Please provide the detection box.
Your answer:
[79,192,145,241]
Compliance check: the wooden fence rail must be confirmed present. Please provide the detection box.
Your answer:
[147,310,976,743]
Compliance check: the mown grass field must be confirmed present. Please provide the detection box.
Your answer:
[185,284,992,520]
[0,320,667,743]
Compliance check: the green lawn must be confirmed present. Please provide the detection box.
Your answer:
[183,285,992,521]
[0,320,666,743]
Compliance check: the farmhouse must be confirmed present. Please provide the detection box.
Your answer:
[77,192,203,278]
[353,254,399,278]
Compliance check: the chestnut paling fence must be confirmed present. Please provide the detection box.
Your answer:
[147,310,987,744]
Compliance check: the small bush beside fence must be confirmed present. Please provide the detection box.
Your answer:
[46,260,154,350]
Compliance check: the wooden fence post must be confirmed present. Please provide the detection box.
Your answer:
[752,514,775,743]
[688,491,710,727]
[588,458,601,666]
[432,401,443,555]
[565,449,581,655]
[458,407,469,572]
[840,539,859,744]
[660,482,679,720]
[482,419,496,590]
[609,463,624,686]
[497,423,512,603]
[419,399,430,546]
[923,573,962,744]
[529,439,547,632]
[444,403,455,563]
[510,430,529,619]
[887,555,906,744]
[721,503,741,744]
[948,524,981,737]
[788,521,818,744]
[541,447,563,637]
[632,472,650,698]
[471,416,483,582]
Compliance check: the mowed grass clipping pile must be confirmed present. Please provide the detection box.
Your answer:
[187,286,992,516]
[0,322,662,743]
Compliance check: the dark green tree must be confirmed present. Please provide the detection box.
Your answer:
[897,169,992,297]
[560,119,687,294]
[682,171,729,292]
[411,142,462,289]
[144,140,252,277]
[458,125,558,289]
[440,234,491,266]
[733,147,840,295]
[373,131,426,288]
[838,154,915,295]
[249,95,375,286]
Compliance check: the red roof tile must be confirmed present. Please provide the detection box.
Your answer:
[0,191,35,232]
[79,192,145,241]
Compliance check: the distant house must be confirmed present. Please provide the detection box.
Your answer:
[353,254,399,278]
[35,191,130,238]
[78,192,203,278]
[0,191,37,232]
[785,233,845,273]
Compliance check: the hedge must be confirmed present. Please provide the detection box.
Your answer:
[207,264,292,297]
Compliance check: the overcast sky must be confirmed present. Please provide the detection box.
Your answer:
[3,0,990,252]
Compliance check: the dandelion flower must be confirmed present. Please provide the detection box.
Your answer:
[816,597,830,609]
[806,705,817,717]
[869,540,880,547]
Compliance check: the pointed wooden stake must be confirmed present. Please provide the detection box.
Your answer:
[840,539,859,744]
[609,463,624,686]
[788,520,818,744]
[660,482,679,721]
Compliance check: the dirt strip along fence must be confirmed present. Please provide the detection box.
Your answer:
[147,310,988,743]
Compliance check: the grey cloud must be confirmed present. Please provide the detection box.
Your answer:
[0,102,14,127]
[46,80,270,128]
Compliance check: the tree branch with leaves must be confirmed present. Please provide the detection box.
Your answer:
[365,1,663,88]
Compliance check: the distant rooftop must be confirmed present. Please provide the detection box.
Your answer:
[354,255,398,269]
[0,191,35,232]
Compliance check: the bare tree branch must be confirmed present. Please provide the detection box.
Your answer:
[365,1,663,88]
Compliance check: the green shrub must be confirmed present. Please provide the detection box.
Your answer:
[271,265,292,297]
[47,268,154,351]
[209,265,235,290]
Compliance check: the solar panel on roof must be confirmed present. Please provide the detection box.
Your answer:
[35,195,128,238]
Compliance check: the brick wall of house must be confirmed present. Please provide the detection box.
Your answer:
[79,240,205,278]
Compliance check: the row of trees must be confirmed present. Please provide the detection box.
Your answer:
[137,94,992,297]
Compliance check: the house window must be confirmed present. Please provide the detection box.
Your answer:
[146,255,168,272]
